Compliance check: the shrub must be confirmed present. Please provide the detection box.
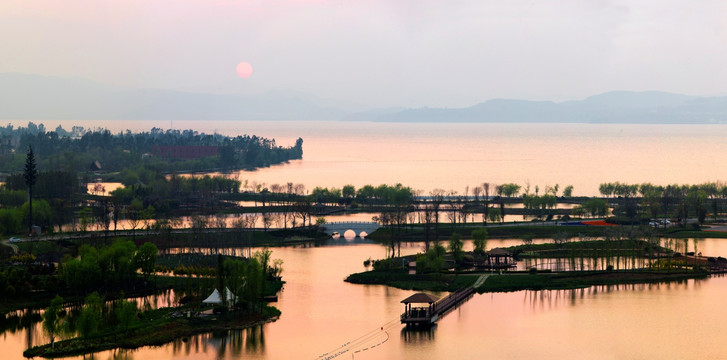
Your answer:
[372,258,393,271]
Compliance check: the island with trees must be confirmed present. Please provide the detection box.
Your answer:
[0,122,303,174]
[4,123,727,357]
[23,244,283,358]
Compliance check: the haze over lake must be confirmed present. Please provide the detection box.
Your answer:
[30,120,727,196]
[6,2,727,359]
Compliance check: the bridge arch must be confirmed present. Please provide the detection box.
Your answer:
[323,221,380,238]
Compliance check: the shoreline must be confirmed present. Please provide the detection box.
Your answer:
[23,306,281,358]
[345,268,709,293]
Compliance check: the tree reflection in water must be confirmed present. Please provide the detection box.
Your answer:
[172,324,266,358]
[0,310,41,336]
[523,278,705,312]
[108,348,134,360]
[400,325,435,345]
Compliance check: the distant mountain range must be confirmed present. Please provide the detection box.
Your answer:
[360,91,727,123]
[3,73,727,123]
[0,73,349,121]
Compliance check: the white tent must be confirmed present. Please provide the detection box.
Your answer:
[202,287,236,306]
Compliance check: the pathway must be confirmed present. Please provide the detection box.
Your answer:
[0,239,19,254]
[472,274,490,289]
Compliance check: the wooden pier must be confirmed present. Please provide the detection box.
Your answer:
[400,286,475,326]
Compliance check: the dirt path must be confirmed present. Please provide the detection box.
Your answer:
[1,239,19,254]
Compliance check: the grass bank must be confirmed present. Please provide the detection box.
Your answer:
[345,268,708,293]
[367,224,727,242]
[368,225,609,242]
[477,270,707,292]
[24,305,281,358]
[345,269,478,292]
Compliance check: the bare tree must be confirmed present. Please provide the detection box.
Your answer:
[295,198,313,227]
[294,183,306,196]
[430,189,445,241]
[262,212,276,232]
[421,203,434,251]
[482,182,492,224]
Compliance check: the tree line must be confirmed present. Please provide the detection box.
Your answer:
[0,122,303,173]
[599,181,727,225]
[59,240,158,294]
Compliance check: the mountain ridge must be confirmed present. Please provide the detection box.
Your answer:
[2,73,727,124]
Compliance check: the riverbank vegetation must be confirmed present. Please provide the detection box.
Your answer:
[346,230,717,293]
[476,270,707,292]
[25,299,281,358]
[14,247,284,358]
[0,122,303,173]
[7,124,727,358]
[346,268,707,293]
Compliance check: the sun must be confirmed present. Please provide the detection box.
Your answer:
[236,62,253,78]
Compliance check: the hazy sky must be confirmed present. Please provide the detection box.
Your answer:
[2,0,727,108]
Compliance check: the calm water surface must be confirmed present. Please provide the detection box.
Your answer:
[26,120,727,196]
[4,238,727,360]
[6,120,727,358]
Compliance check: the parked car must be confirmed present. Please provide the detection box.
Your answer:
[8,237,20,243]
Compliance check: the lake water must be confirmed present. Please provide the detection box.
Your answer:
[5,120,727,359]
[4,237,727,360]
[26,120,727,196]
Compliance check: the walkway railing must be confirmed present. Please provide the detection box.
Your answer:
[432,287,474,316]
[326,221,379,225]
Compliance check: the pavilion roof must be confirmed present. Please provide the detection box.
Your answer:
[401,292,439,304]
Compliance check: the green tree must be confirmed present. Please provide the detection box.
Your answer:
[417,244,445,274]
[342,184,355,199]
[563,185,574,197]
[115,298,138,333]
[0,208,23,234]
[255,248,272,278]
[498,183,522,198]
[78,207,93,233]
[583,198,608,217]
[24,146,38,235]
[134,242,158,280]
[315,217,326,227]
[140,205,156,229]
[448,232,464,265]
[77,292,103,338]
[243,258,265,312]
[21,199,52,232]
[50,198,72,233]
[472,228,488,255]
[42,295,64,349]
[224,258,247,307]
[488,207,502,223]
[126,198,143,237]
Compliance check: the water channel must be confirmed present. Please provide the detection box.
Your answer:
[4,237,727,359]
[7,120,727,358]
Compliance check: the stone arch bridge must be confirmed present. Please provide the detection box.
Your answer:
[322,221,380,238]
